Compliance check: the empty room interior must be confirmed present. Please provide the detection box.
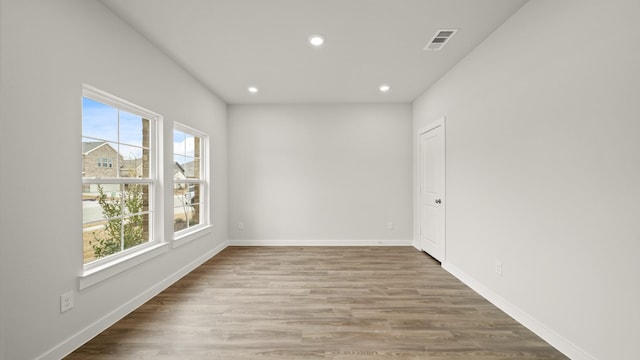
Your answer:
[1,0,639,359]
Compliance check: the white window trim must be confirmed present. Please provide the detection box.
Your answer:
[81,85,165,288]
[79,242,168,290]
[172,122,210,245]
[173,224,214,248]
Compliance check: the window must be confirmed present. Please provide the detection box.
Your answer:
[173,123,208,236]
[97,158,113,168]
[81,86,160,266]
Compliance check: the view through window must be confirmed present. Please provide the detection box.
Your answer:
[82,92,156,264]
[173,125,206,234]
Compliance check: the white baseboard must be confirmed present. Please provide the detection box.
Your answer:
[442,262,596,360]
[229,239,412,246]
[39,241,593,360]
[38,240,229,360]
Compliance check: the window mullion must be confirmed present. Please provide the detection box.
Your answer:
[82,178,156,185]
[116,109,121,178]
[120,184,125,252]
[178,179,203,185]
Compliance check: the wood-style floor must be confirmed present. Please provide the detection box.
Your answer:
[66,247,567,359]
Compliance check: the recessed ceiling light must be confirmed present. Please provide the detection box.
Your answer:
[248,86,258,93]
[379,84,391,93]
[308,34,325,47]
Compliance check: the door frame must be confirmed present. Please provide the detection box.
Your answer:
[416,117,446,262]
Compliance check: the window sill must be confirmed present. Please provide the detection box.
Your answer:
[173,225,214,248]
[79,242,168,291]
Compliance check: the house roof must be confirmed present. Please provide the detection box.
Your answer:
[174,161,185,174]
[82,141,109,154]
[122,159,142,169]
[181,161,194,175]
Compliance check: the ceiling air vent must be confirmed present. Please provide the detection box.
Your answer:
[424,29,458,51]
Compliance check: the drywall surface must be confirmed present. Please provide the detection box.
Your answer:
[229,104,412,243]
[0,0,228,359]
[413,0,640,359]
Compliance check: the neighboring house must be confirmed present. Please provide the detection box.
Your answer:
[121,159,144,178]
[173,162,197,205]
[82,142,122,178]
[173,162,186,180]
[181,161,192,178]
[173,162,191,201]
[180,160,199,179]
[82,142,123,196]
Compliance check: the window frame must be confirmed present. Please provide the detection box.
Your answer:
[81,85,165,283]
[172,122,211,246]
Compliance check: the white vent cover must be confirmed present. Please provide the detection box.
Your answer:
[424,29,458,51]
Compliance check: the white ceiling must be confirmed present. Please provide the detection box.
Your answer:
[101,0,528,104]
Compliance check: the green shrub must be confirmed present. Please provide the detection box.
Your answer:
[91,184,145,259]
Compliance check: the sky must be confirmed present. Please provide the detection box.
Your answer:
[82,97,146,160]
[82,97,197,164]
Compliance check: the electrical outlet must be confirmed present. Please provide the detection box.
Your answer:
[495,261,503,276]
[237,221,244,230]
[387,221,394,230]
[60,291,74,313]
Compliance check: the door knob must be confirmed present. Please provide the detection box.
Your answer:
[435,199,441,204]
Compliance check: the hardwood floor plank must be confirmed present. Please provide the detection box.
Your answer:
[65,247,567,359]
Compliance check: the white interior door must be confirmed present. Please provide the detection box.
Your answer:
[419,118,445,262]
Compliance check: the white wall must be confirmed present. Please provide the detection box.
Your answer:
[229,104,412,244]
[0,1,227,359]
[413,0,640,359]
